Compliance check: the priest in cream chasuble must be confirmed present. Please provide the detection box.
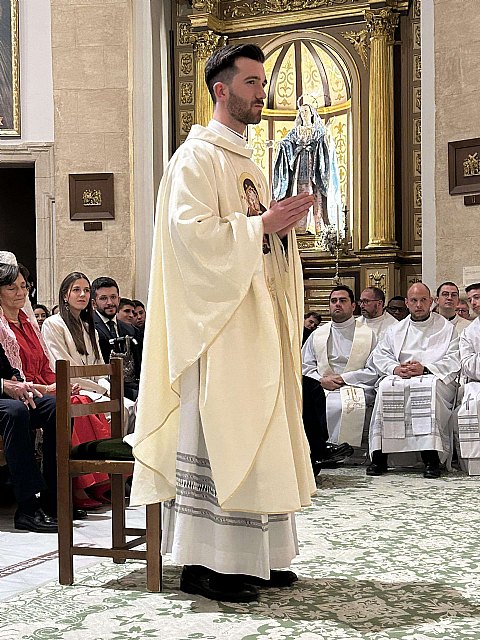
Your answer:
[128,45,316,590]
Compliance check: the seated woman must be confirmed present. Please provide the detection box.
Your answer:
[33,303,50,330]
[0,264,109,511]
[42,270,136,426]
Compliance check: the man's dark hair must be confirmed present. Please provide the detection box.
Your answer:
[304,311,322,322]
[132,299,145,309]
[466,283,480,294]
[330,286,355,304]
[91,276,119,299]
[118,297,134,311]
[205,44,265,102]
[436,281,459,297]
[362,286,385,304]
[388,295,407,304]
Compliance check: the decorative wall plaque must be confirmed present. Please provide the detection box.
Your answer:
[69,173,115,221]
[448,138,480,195]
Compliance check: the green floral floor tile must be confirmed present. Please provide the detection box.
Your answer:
[2,468,480,639]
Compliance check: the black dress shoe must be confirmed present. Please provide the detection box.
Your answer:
[366,463,387,476]
[324,443,354,460]
[73,508,88,520]
[424,464,441,479]
[180,566,259,602]
[14,509,58,533]
[242,570,298,588]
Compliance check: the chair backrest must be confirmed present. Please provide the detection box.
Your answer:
[55,358,125,464]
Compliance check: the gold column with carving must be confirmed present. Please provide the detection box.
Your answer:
[365,8,399,248]
[191,30,225,127]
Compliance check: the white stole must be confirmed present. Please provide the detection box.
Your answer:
[313,321,372,446]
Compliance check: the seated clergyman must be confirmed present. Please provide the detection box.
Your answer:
[435,281,471,335]
[368,283,460,479]
[302,286,378,458]
[456,283,480,465]
[356,286,398,340]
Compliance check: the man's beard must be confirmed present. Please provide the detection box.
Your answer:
[227,90,262,126]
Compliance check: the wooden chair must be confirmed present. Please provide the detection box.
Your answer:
[56,357,162,592]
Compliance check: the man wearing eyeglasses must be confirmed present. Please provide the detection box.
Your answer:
[435,282,471,335]
[357,286,398,340]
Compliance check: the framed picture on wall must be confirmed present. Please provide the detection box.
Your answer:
[0,0,20,137]
[69,173,115,221]
[448,138,480,195]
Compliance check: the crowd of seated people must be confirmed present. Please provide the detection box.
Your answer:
[0,251,146,533]
[2,249,480,537]
[302,280,478,481]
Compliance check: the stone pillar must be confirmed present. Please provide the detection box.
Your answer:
[365,8,399,248]
[191,31,225,127]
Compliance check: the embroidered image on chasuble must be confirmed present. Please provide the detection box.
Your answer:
[129,123,315,516]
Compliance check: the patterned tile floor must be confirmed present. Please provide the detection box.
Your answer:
[1,467,480,639]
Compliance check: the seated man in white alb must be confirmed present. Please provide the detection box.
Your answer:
[435,281,471,335]
[456,283,480,470]
[302,285,377,451]
[357,286,397,340]
[369,283,460,479]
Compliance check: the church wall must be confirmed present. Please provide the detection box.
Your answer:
[50,0,135,298]
[432,0,480,289]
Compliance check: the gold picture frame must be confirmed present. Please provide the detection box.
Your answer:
[0,0,20,137]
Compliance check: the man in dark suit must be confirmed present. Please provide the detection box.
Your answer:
[0,343,58,532]
[91,277,143,401]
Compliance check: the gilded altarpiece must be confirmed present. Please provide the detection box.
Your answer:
[173,0,421,318]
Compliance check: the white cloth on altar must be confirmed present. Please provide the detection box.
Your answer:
[129,120,315,521]
[357,311,397,341]
[370,313,460,460]
[302,316,377,445]
[161,361,298,579]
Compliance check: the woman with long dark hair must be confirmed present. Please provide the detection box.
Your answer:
[42,272,112,507]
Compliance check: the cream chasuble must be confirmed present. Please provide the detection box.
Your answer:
[302,317,377,446]
[370,313,460,460]
[129,122,315,516]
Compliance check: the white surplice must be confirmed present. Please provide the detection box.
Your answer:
[356,311,398,341]
[302,317,377,446]
[455,317,480,462]
[451,313,471,336]
[370,313,460,461]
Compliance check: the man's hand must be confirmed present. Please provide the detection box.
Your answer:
[320,374,345,391]
[262,193,315,237]
[393,364,412,379]
[404,360,424,377]
[394,361,424,378]
[3,380,42,408]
